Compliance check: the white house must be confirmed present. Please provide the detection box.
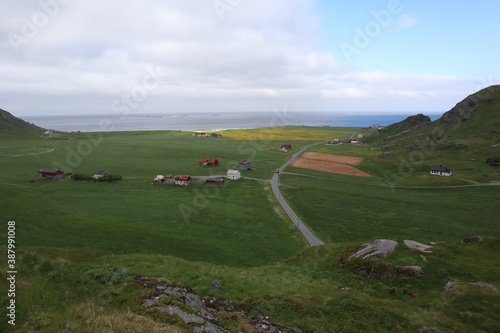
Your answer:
[227,169,241,180]
[93,170,108,179]
[430,165,452,177]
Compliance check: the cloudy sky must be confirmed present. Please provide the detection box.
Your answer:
[1,0,499,116]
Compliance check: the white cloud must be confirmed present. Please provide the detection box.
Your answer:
[0,1,478,115]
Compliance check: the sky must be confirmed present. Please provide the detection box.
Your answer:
[1,0,499,116]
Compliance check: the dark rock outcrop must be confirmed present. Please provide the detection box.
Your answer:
[202,296,243,313]
[460,236,483,244]
[486,156,500,166]
[351,261,393,279]
[396,266,423,277]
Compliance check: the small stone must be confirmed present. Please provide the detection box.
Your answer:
[210,279,223,290]
[443,281,455,292]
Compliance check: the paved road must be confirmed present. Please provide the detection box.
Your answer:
[270,142,326,246]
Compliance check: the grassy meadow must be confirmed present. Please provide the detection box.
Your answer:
[1,125,499,332]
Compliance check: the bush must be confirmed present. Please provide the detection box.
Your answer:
[82,265,127,285]
[72,173,93,181]
[98,174,122,182]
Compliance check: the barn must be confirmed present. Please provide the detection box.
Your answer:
[281,144,292,149]
[238,160,252,170]
[430,165,452,177]
[175,175,192,186]
[38,168,65,180]
[199,158,219,166]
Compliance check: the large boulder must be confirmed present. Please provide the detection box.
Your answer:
[347,239,398,261]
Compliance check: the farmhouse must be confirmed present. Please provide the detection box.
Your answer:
[93,170,108,179]
[38,168,65,180]
[227,169,241,180]
[238,160,252,170]
[205,178,225,184]
[174,175,192,186]
[430,165,452,177]
[199,158,219,167]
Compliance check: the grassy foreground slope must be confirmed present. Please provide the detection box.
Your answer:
[1,237,499,332]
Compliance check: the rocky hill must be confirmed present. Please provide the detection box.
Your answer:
[0,108,44,131]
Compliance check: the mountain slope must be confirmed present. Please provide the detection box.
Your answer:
[0,108,44,131]
[363,85,500,185]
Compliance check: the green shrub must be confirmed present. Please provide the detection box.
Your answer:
[82,265,127,285]
[72,173,92,181]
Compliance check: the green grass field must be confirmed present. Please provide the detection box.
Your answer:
[1,126,499,332]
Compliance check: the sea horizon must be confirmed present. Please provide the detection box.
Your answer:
[24,111,442,133]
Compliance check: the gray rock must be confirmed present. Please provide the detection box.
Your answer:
[427,327,442,333]
[404,240,433,253]
[347,239,398,261]
[202,295,243,312]
[250,315,283,333]
[210,279,223,290]
[443,281,455,292]
[470,281,499,292]
[156,305,205,324]
[460,236,483,244]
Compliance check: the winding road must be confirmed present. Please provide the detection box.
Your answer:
[270,142,325,246]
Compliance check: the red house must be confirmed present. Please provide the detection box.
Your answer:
[38,168,65,180]
[174,175,192,186]
[281,144,292,149]
[199,158,219,166]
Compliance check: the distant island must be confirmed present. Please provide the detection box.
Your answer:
[145,115,186,118]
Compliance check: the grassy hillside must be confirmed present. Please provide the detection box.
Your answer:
[1,237,498,332]
[0,108,44,131]
[363,85,500,185]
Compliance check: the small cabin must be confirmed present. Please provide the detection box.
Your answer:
[93,170,108,179]
[227,169,241,180]
[175,175,192,186]
[38,168,65,180]
[430,165,452,177]
[238,160,252,170]
[199,158,219,167]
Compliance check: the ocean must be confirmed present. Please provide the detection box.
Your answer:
[24,111,441,132]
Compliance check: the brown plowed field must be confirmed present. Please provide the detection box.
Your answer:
[290,152,372,177]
